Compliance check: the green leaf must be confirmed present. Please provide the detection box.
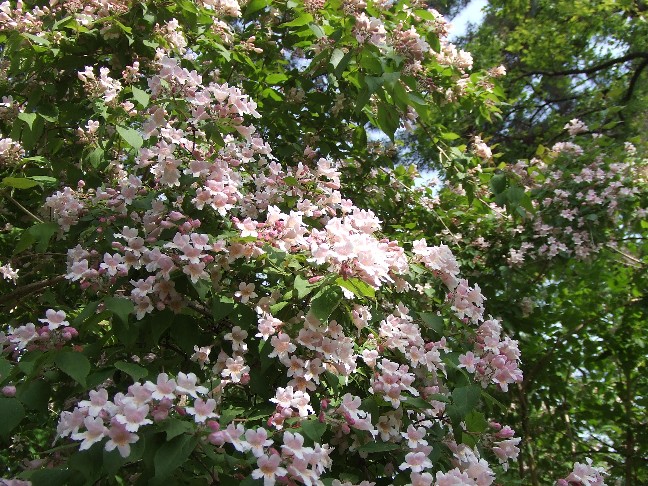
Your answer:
[441,132,460,140]
[0,398,25,437]
[104,296,134,325]
[280,13,313,27]
[87,147,105,168]
[116,125,143,150]
[212,295,236,322]
[159,418,194,440]
[148,310,174,345]
[154,434,199,479]
[376,103,400,141]
[16,380,50,412]
[245,0,270,16]
[504,185,525,205]
[309,285,344,322]
[335,277,375,299]
[464,411,488,433]
[266,73,288,84]
[0,358,12,383]
[402,396,432,410]
[114,361,148,381]
[419,312,444,334]
[490,174,507,194]
[29,176,57,185]
[131,86,150,108]
[301,419,327,443]
[55,351,91,387]
[18,112,38,129]
[357,441,400,453]
[14,222,59,254]
[451,385,481,416]
[295,275,319,299]
[359,50,383,74]
[22,32,50,46]
[24,468,74,486]
[2,177,39,189]
[220,406,245,425]
[330,48,344,69]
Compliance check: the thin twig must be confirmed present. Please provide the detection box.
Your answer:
[7,194,45,223]
[606,243,645,266]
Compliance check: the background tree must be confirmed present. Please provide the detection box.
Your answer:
[391,1,648,484]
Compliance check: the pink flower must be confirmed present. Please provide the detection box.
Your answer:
[187,398,217,423]
[221,355,250,383]
[78,388,109,417]
[234,282,258,303]
[9,323,40,349]
[281,431,305,459]
[402,425,428,448]
[176,372,208,397]
[251,453,287,485]
[38,309,69,330]
[399,452,432,473]
[145,373,177,400]
[105,419,139,458]
[458,351,477,373]
[244,428,273,457]
[100,253,126,276]
[115,403,152,432]
[224,325,248,352]
[71,416,108,450]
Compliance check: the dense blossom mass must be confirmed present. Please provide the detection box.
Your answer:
[0,0,618,485]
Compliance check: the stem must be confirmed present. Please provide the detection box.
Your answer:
[7,194,45,223]
[517,382,539,486]
[623,368,635,486]
[606,243,645,266]
[0,275,66,307]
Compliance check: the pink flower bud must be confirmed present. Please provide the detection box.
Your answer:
[208,431,226,446]
[152,407,170,422]
[2,385,16,397]
[308,276,324,284]
[320,399,328,410]
[240,374,250,385]
[206,420,220,431]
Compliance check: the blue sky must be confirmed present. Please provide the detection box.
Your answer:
[449,0,489,39]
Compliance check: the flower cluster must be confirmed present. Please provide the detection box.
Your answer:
[58,372,213,457]
[2,309,77,353]
[556,459,607,486]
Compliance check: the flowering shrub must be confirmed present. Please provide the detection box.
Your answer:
[0,0,611,485]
